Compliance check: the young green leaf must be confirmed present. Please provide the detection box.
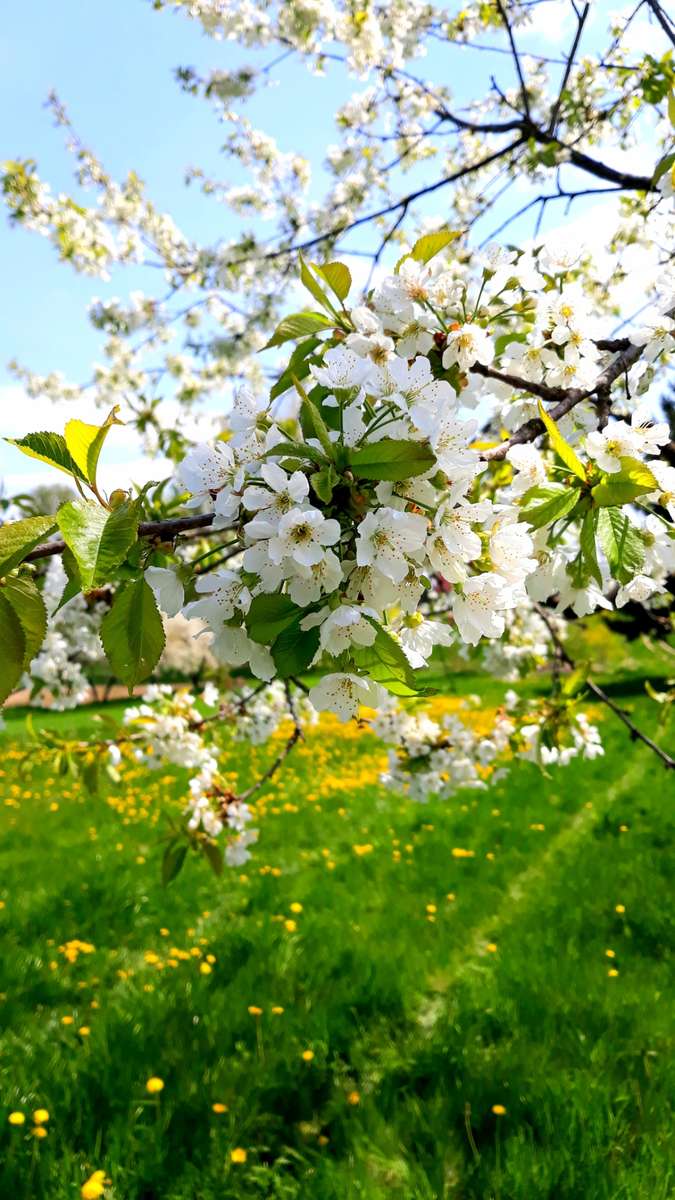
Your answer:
[348,438,436,481]
[0,591,27,704]
[579,509,602,587]
[0,513,57,576]
[519,483,580,529]
[354,619,437,697]
[202,840,224,878]
[313,260,351,301]
[162,841,188,886]
[100,578,166,691]
[537,400,586,481]
[263,311,333,350]
[597,506,645,584]
[2,575,47,668]
[294,376,334,458]
[298,253,339,316]
[270,336,321,400]
[57,498,140,590]
[64,406,123,487]
[4,431,88,481]
[263,440,328,467]
[245,594,302,644]
[310,464,339,504]
[409,229,461,265]
[591,457,658,507]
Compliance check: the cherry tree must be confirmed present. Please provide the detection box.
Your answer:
[0,0,673,876]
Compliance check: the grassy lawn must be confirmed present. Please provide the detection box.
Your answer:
[0,657,673,1199]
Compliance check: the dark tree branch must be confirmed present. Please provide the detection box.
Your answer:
[239,682,304,801]
[495,0,532,120]
[23,512,220,563]
[645,0,675,47]
[548,3,590,134]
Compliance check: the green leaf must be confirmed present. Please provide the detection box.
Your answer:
[579,509,602,587]
[0,591,26,704]
[298,253,338,316]
[561,665,589,698]
[314,260,351,301]
[100,578,165,691]
[81,756,103,798]
[519,483,580,530]
[295,377,334,458]
[0,514,57,576]
[64,406,123,486]
[348,438,436,481]
[53,547,82,614]
[271,620,320,678]
[3,575,47,668]
[57,498,140,590]
[202,840,223,878]
[653,150,675,184]
[162,841,188,886]
[354,620,436,698]
[263,440,328,466]
[263,311,334,350]
[245,594,302,644]
[4,431,87,481]
[668,86,675,127]
[537,400,586,481]
[270,336,321,400]
[591,457,658,507]
[310,464,339,504]
[408,229,461,266]
[597,507,645,585]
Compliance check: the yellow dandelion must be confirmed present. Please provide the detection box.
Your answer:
[231,1147,247,1164]
[615,904,626,914]
[492,1104,507,1116]
[605,949,615,959]
[248,1005,263,1016]
[33,1108,49,1124]
[32,1125,48,1139]
[61,1015,74,1026]
[486,943,498,953]
[212,1102,228,1114]
[271,1006,284,1015]
[78,1026,91,1037]
[8,1111,25,1126]
[284,919,297,933]
[289,902,303,913]
[451,848,474,859]
[199,962,212,976]
[347,1090,360,1105]
[608,968,619,977]
[426,904,437,914]
[301,1049,315,1062]
[81,1173,106,1200]
[146,1076,164,1094]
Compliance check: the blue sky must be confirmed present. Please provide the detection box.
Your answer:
[0,1,661,492]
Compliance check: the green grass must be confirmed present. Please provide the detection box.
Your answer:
[0,664,673,1199]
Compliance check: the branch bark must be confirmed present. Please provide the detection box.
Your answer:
[23,512,220,563]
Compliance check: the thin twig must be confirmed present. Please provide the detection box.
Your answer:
[239,682,304,801]
[534,603,675,769]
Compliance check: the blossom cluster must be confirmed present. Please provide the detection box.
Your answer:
[155,242,673,726]
[372,690,603,803]
[122,683,257,862]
